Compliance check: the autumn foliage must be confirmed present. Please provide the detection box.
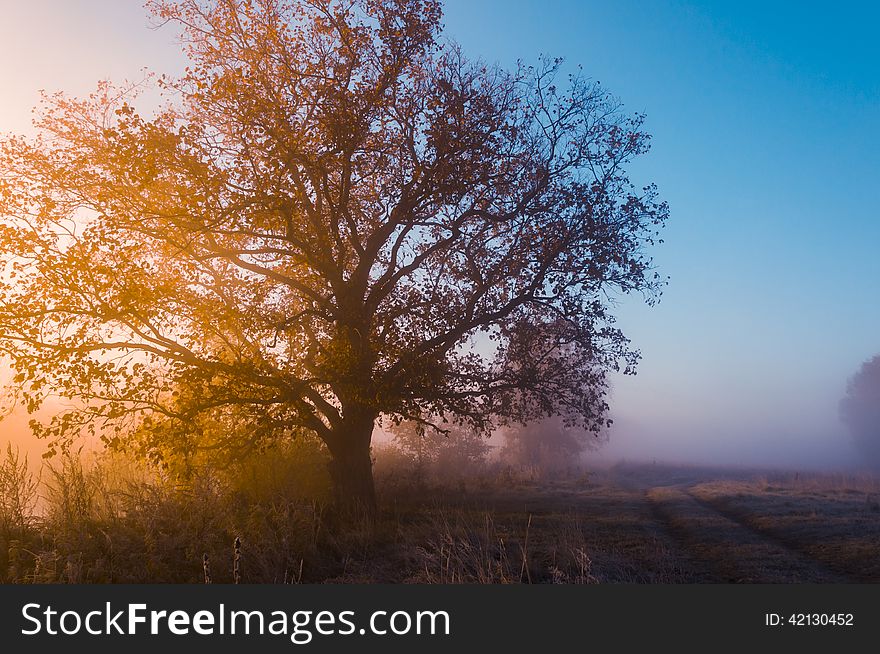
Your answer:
[0,0,666,509]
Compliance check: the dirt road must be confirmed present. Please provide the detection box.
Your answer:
[602,465,853,583]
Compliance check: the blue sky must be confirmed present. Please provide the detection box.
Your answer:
[440,0,880,467]
[1,1,878,468]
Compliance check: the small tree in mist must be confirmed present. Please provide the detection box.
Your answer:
[382,420,489,484]
[0,0,666,511]
[840,355,880,470]
[500,415,603,476]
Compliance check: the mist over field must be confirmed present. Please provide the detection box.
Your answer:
[602,364,860,471]
[0,378,863,473]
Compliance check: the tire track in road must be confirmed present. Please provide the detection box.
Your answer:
[645,485,850,583]
[685,491,868,582]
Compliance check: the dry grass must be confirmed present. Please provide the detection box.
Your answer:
[1,452,878,583]
[690,473,880,581]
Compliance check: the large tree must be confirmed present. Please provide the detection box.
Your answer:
[0,0,666,509]
[840,355,880,470]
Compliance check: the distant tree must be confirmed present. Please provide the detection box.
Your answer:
[384,419,489,483]
[840,355,880,469]
[0,0,666,511]
[499,415,603,475]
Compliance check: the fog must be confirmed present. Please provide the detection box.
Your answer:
[592,298,869,472]
[0,364,864,475]
[598,409,858,472]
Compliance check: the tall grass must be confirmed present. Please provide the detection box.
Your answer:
[0,444,40,582]
[0,440,606,584]
[0,442,333,583]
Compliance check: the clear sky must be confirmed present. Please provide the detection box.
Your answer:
[1,1,878,469]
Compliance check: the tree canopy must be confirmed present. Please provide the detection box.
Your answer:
[0,0,667,508]
[840,355,880,469]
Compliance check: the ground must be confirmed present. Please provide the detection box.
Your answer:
[5,460,880,583]
[347,462,880,583]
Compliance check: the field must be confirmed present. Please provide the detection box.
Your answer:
[368,463,880,583]
[3,457,879,584]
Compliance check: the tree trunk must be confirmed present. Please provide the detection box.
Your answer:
[326,418,377,515]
